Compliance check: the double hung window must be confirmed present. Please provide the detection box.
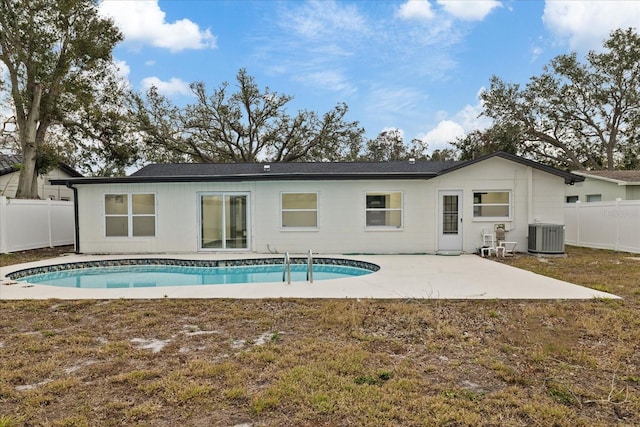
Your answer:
[365,192,402,228]
[281,193,318,228]
[105,194,156,237]
[473,191,510,219]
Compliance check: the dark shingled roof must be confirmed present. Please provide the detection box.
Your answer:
[0,154,21,176]
[0,153,83,178]
[50,152,584,186]
[131,160,459,178]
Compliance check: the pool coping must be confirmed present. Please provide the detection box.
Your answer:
[0,252,621,300]
[5,256,379,282]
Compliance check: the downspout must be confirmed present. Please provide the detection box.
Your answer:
[527,166,534,225]
[66,183,80,253]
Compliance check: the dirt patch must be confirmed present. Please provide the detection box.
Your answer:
[0,245,74,267]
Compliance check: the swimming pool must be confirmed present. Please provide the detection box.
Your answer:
[8,257,379,289]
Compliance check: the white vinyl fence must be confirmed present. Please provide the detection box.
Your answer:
[565,200,640,254]
[0,196,74,253]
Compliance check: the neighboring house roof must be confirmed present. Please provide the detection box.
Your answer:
[50,152,584,186]
[572,170,640,185]
[0,154,22,176]
[0,153,83,178]
[57,162,83,178]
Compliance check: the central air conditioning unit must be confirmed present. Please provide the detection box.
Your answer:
[528,224,565,254]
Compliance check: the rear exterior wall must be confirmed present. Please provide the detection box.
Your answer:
[73,157,568,254]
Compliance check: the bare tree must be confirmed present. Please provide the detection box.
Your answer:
[133,69,365,163]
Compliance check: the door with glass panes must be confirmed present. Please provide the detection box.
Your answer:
[199,193,249,250]
[438,190,463,252]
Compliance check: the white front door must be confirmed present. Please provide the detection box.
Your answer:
[438,190,463,252]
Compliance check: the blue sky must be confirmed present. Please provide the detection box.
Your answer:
[98,0,640,154]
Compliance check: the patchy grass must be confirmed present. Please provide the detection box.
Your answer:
[1,246,639,425]
[0,245,73,268]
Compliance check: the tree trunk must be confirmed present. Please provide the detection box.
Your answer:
[16,143,38,199]
[15,83,42,199]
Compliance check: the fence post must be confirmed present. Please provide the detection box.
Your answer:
[0,196,6,253]
[575,201,581,247]
[48,197,54,248]
[615,198,621,252]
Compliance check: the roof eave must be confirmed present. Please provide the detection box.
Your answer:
[50,172,440,186]
[571,171,639,186]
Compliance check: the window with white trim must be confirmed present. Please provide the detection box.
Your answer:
[586,194,602,202]
[473,191,510,219]
[105,193,156,237]
[281,193,318,228]
[365,192,402,228]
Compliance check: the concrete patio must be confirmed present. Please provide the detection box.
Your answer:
[0,253,619,300]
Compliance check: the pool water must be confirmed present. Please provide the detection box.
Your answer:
[18,263,373,288]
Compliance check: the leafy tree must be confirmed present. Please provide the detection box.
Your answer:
[133,69,365,163]
[0,0,129,197]
[450,123,522,160]
[480,28,640,170]
[428,148,457,161]
[360,128,428,161]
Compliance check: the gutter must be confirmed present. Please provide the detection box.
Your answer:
[66,183,80,254]
[50,172,440,186]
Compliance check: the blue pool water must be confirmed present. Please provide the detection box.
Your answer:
[17,263,374,288]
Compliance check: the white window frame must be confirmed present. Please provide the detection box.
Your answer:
[104,193,157,238]
[280,192,319,230]
[472,190,512,221]
[365,191,403,230]
[586,194,602,202]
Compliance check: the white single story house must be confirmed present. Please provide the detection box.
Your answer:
[0,153,82,200]
[51,152,583,255]
[565,170,640,203]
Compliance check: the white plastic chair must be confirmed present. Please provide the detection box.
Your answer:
[498,241,517,257]
[480,233,497,257]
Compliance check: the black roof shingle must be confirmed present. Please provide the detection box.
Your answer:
[130,160,458,178]
[0,153,82,178]
[49,152,584,185]
[0,154,21,176]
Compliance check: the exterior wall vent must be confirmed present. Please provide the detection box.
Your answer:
[263,164,270,172]
[528,224,565,254]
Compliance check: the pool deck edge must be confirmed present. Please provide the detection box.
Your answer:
[0,253,620,300]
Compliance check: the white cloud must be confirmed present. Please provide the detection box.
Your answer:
[397,0,435,21]
[418,120,465,152]
[283,0,367,39]
[437,0,501,21]
[542,1,640,51]
[417,91,492,152]
[113,60,130,80]
[296,71,356,94]
[141,77,192,96]
[399,0,500,22]
[99,0,216,52]
[455,101,492,131]
[530,45,543,62]
[365,85,428,123]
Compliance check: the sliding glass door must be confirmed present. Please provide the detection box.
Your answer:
[200,193,249,250]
